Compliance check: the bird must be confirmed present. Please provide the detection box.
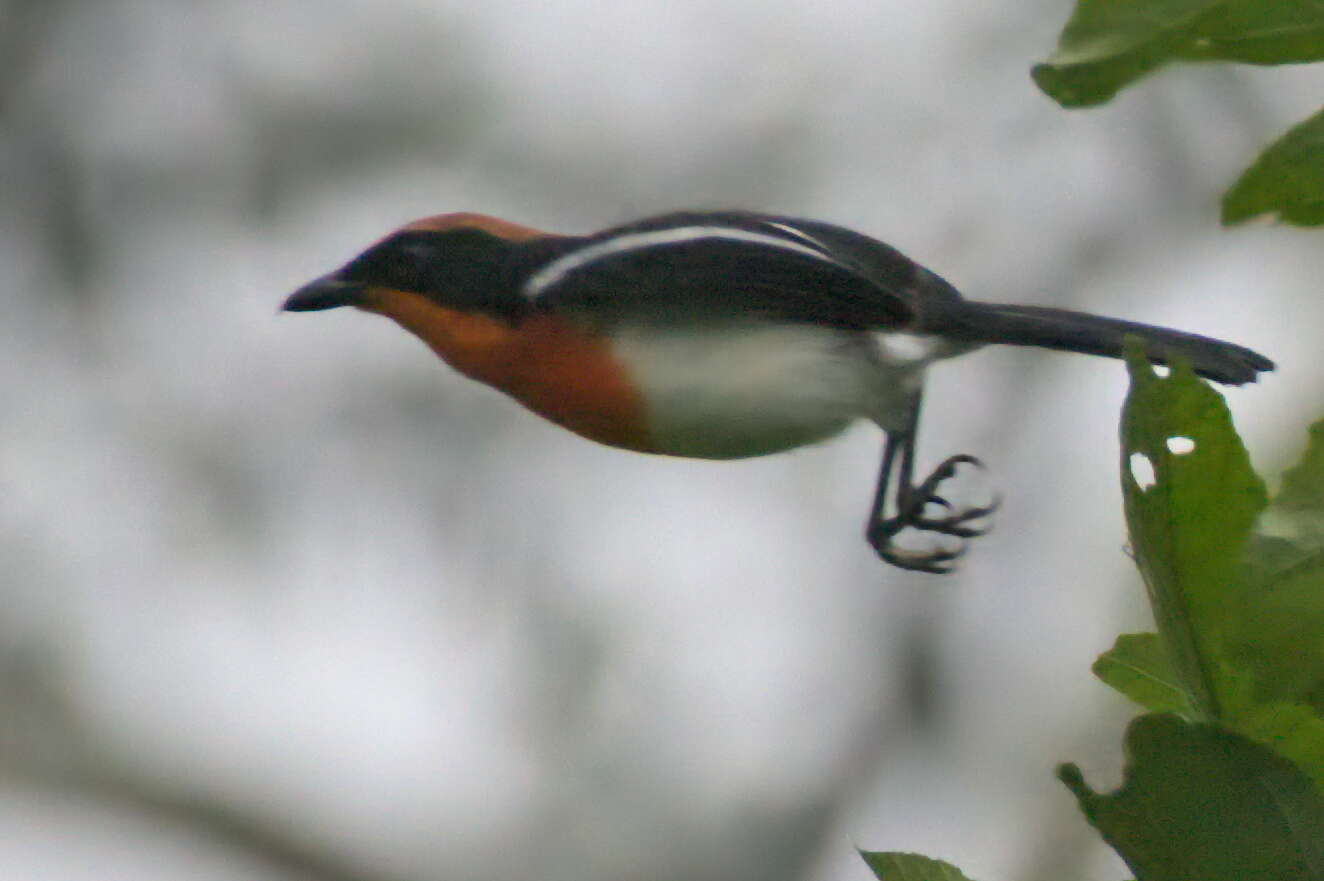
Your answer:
[284,210,1273,572]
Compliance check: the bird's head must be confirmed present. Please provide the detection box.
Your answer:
[282,213,545,315]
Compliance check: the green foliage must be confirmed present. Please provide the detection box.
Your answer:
[863,347,1324,878]
[1118,346,1267,719]
[1031,0,1226,107]
[1060,714,1324,880]
[1034,0,1324,226]
[1081,347,1324,873]
[1034,0,1324,105]
[860,851,977,881]
[868,4,1324,874]
[1092,633,1190,715]
[1224,108,1324,225]
[1109,346,1324,787]
[1195,1,1324,64]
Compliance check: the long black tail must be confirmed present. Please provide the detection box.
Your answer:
[940,302,1274,386]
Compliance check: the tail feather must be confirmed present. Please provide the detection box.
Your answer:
[940,303,1274,386]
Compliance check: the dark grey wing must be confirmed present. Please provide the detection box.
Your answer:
[516,213,917,330]
[738,213,972,330]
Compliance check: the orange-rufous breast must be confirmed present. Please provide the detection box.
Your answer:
[363,289,658,453]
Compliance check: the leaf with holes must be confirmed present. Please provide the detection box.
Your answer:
[1120,343,1267,719]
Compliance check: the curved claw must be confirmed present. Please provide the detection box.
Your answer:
[909,519,989,539]
[875,535,968,574]
[867,454,1000,572]
[909,455,984,502]
[867,518,969,574]
[912,494,1002,537]
[935,454,983,479]
[923,495,953,513]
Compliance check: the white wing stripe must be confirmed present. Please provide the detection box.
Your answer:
[522,225,836,299]
[762,221,833,254]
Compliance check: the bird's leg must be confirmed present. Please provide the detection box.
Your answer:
[865,392,999,573]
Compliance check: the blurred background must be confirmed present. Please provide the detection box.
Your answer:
[3,1,1322,879]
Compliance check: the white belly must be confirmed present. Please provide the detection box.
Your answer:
[609,322,922,459]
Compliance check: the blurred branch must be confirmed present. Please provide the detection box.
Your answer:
[0,0,61,117]
[64,773,403,881]
[0,645,403,881]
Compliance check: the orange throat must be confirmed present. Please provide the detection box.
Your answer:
[363,289,657,453]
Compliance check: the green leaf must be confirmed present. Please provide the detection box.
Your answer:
[1034,1,1324,107]
[1271,420,1324,514]
[1119,344,1268,719]
[1225,553,1324,709]
[1223,108,1324,226]
[860,851,977,881]
[1032,0,1223,107]
[1093,632,1194,715]
[1118,373,1324,781]
[1226,418,1324,710]
[1193,1,1324,64]
[1060,714,1324,880]
[1233,702,1324,792]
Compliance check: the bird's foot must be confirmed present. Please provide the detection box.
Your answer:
[867,455,1000,574]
